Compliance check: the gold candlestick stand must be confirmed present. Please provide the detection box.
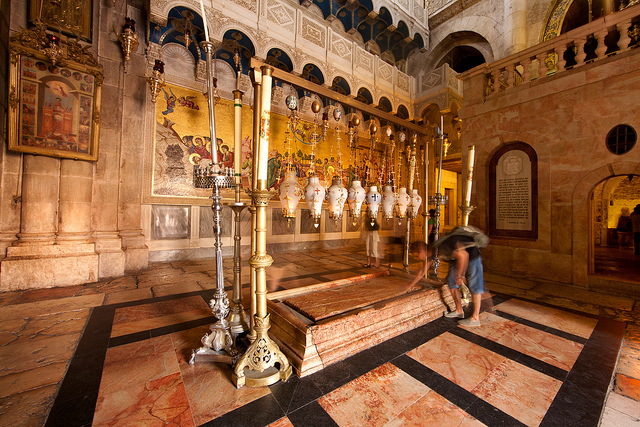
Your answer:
[233,65,291,388]
[226,89,249,335]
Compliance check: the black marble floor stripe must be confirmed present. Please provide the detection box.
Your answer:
[449,327,569,382]
[108,315,216,348]
[287,401,339,427]
[492,309,589,344]
[540,317,626,427]
[392,355,527,427]
[199,393,285,427]
[45,305,115,427]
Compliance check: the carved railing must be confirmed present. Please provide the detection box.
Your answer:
[481,4,640,96]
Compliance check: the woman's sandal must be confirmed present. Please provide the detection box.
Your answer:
[363,264,371,268]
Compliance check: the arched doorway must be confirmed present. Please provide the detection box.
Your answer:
[591,174,640,280]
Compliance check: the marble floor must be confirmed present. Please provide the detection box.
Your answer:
[0,247,639,427]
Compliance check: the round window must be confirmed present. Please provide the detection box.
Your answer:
[606,125,636,155]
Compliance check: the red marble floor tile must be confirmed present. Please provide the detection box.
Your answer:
[0,333,79,374]
[0,383,57,427]
[93,371,194,427]
[93,335,194,426]
[268,416,294,427]
[11,285,85,304]
[615,373,640,401]
[170,326,270,425]
[318,363,430,427]
[462,312,583,371]
[472,358,562,427]
[386,389,486,426]
[407,332,507,392]
[111,295,211,337]
[0,309,88,346]
[494,299,597,339]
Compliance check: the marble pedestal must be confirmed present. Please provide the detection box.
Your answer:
[267,272,454,377]
[0,243,99,291]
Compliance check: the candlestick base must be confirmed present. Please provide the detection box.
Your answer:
[232,313,292,388]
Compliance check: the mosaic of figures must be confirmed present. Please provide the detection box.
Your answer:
[152,83,390,201]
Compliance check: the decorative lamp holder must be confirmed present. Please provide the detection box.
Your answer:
[42,34,63,66]
[119,18,139,71]
[146,60,165,103]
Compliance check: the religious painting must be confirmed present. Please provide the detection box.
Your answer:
[152,82,251,200]
[489,142,538,239]
[8,26,103,161]
[151,84,362,203]
[30,0,93,42]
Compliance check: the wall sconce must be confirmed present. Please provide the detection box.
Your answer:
[146,60,165,103]
[119,18,138,71]
[42,33,63,66]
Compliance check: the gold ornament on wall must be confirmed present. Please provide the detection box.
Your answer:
[118,18,138,72]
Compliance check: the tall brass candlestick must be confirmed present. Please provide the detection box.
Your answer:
[233,66,291,388]
[226,89,249,335]
[403,135,417,272]
[460,145,476,226]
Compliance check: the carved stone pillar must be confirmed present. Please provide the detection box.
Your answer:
[16,155,59,246]
[57,159,93,244]
[1,155,98,290]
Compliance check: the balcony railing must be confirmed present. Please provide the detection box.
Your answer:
[478,4,640,96]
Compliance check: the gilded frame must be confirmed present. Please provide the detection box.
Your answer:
[8,24,103,162]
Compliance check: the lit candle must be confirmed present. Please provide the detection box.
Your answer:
[233,90,242,185]
[199,0,209,42]
[258,66,273,181]
[465,145,476,205]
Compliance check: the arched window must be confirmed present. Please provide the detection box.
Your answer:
[489,142,538,239]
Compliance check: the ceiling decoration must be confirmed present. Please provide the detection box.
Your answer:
[301,0,425,65]
[150,7,256,75]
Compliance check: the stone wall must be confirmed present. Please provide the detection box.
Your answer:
[460,49,640,288]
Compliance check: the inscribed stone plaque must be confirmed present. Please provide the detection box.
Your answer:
[496,150,532,231]
[489,142,538,239]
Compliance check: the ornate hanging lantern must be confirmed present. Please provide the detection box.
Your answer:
[381,184,396,219]
[304,175,325,226]
[396,187,410,218]
[279,170,301,218]
[366,185,382,219]
[327,178,348,221]
[347,179,366,218]
[408,189,423,219]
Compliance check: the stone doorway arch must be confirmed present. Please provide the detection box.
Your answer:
[573,162,640,290]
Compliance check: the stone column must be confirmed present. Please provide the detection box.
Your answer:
[503,0,528,56]
[114,7,148,272]
[57,159,93,244]
[15,155,59,246]
[1,155,98,289]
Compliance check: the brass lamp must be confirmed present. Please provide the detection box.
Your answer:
[119,18,138,70]
[42,34,63,66]
[146,60,165,103]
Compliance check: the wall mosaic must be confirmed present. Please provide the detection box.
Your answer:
[151,83,378,204]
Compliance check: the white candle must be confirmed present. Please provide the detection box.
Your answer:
[258,67,273,181]
[199,0,210,42]
[465,145,476,204]
[234,91,242,184]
